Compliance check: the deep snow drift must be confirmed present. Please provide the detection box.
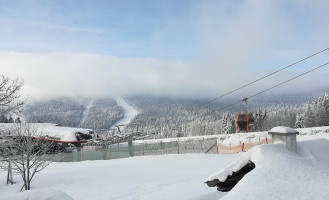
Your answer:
[206,139,329,200]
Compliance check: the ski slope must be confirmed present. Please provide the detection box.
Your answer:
[110,97,139,131]
[78,98,95,127]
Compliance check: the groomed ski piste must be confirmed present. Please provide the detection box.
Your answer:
[1,127,329,200]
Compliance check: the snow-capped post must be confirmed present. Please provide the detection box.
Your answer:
[268,126,299,152]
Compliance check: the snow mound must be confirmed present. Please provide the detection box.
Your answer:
[269,126,298,134]
[206,139,329,200]
[0,189,73,200]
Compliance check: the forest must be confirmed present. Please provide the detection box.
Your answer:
[10,93,329,140]
[124,93,329,138]
[22,97,124,130]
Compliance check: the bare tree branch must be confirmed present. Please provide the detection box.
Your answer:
[0,123,60,191]
[0,75,26,116]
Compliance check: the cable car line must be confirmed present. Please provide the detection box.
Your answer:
[217,62,329,111]
[193,47,329,111]
[219,61,328,132]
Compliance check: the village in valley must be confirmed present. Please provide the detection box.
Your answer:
[1,1,329,200]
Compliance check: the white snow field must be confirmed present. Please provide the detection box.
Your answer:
[0,154,240,200]
[1,127,329,200]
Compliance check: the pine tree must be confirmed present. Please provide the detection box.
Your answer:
[313,94,329,126]
[304,105,315,127]
[294,114,305,128]
[15,117,21,123]
[221,114,233,134]
[0,114,5,123]
[254,109,267,131]
[8,116,14,123]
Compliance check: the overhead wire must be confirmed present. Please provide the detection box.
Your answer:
[215,62,329,111]
[193,47,329,111]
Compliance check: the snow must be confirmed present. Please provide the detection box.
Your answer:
[0,123,94,142]
[0,189,73,200]
[133,131,270,145]
[110,97,139,131]
[1,126,329,199]
[206,139,329,200]
[0,154,240,200]
[36,126,94,141]
[78,97,95,127]
[269,126,299,134]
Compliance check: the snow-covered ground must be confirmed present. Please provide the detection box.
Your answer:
[1,126,329,200]
[134,126,329,145]
[110,98,139,131]
[0,154,240,200]
[206,139,329,200]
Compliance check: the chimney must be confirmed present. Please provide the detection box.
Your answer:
[268,126,298,152]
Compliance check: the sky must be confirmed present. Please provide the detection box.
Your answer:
[0,0,329,100]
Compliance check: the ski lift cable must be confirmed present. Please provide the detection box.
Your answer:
[215,62,329,111]
[193,47,329,111]
[247,62,329,100]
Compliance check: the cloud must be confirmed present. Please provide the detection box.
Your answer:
[0,51,328,101]
[0,52,196,99]
[1,0,329,100]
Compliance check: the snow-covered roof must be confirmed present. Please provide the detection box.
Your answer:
[206,139,329,200]
[269,126,299,134]
[0,123,94,142]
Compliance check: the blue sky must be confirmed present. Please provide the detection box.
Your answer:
[1,0,328,61]
[0,0,329,98]
[0,0,199,59]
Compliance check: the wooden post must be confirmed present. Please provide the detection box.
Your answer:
[177,139,180,154]
[128,137,133,157]
[7,160,13,185]
[108,144,111,160]
[102,140,107,160]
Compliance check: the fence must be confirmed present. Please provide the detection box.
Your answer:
[218,138,272,154]
[54,138,220,162]
[54,136,272,162]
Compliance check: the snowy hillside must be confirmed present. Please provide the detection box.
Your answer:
[23,97,125,130]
